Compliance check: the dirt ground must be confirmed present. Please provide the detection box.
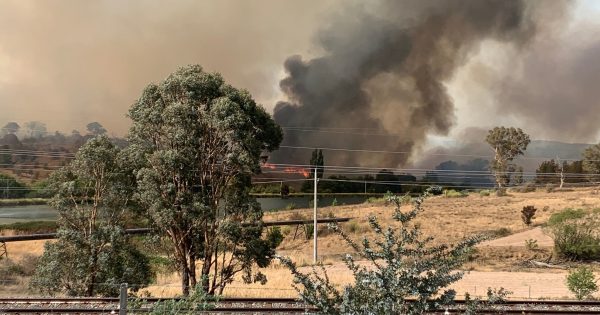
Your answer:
[2,187,600,298]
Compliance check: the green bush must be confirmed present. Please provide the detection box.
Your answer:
[365,196,385,204]
[551,222,600,260]
[549,210,600,260]
[514,182,536,193]
[278,189,495,314]
[0,221,58,234]
[548,208,586,226]
[285,202,297,210]
[479,190,491,197]
[488,227,511,238]
[566,267,598,300]
[443,189,467,198]
[525,239,538,251]
[331,198,338,207]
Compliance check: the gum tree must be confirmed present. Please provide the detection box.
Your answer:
[127,65,283,295]
[32,136,152,296]
[485,127,530,188]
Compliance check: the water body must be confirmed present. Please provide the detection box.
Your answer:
[0,205,58,224]
[0,196,369,224]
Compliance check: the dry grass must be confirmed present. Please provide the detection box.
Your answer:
[3,188,600,298]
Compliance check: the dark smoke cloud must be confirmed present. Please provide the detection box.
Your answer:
[493,23,600,143]
[272,0,560,167]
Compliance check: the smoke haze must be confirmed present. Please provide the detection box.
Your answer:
[1,0,599,167]
[0,0,336,134]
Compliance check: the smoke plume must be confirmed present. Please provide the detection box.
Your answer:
[0,0,334,134]
[272,0,557,166]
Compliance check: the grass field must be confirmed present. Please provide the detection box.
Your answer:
[2,187,600,298]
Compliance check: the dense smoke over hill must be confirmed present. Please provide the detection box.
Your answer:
[3,0,600,168]
[272,0,571,166]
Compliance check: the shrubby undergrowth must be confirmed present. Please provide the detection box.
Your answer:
[279,189,504,314]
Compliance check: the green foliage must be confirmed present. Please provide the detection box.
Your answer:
[462,288,511,315]
[479,189,491,197]
[127,65,283,295]
[278,189,485,314]
[331,198,338,206]
[525,239,539,251]
[31,136,153,296]
[514,166,524,185]
[267,227,284,248]
[443,189,467,198]
[521,205,537,226]
[583,143,600,181]
[514,182,536,193]
[130,284,215,314]
[1,122,20,135]
[488,227,512,238]
[485,127,530,188]
[0,173,29,198]
[365,196,385,204]
[0,221,57,234]
[86,122,106,136]
[549,210,600,260]
[566,267,598,300]
[285,202,297,210]
[548,208,586,226]
[304,223,314,240]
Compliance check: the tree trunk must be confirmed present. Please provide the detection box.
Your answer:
[189,255,197,289]
[181,261,190,296]
[201,255,212,294]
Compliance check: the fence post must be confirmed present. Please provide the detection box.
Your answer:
[119,283,127,315]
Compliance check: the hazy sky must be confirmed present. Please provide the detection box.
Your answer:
[1,0,599,148]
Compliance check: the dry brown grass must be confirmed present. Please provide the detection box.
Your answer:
[3,188,600,298]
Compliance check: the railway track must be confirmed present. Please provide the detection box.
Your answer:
[1,297,600,314]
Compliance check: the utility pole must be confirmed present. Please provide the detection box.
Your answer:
[557,156,565,189]
[313,166,318,264]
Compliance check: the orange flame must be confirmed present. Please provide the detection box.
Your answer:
[262,163,310,178]
[284,167,310,178]
[263,162,276,170]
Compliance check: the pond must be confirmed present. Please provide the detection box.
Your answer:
[0,196,370,224]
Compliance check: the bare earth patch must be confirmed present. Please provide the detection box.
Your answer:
[479,227,553,247]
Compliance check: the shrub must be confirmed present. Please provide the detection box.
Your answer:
[279,189,485,314]
[515,182,536,193]
[0,221,58,234]
[365,196,386,204]
[496,188,507,197]
[285,203,297,210]
[546,183,556,193]
[331,198,338,207]
[430,185,443,195]
[479,190,491,197]
[548,208,586,226]
[525,239,539,251]
[444,189,467,198]
[566,267,598,300]
[550,211,600,260]
[488,227,511,238]
[521,205,537,226]
[304,224,314,240]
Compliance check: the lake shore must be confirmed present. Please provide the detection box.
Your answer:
[0,198,49,207]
